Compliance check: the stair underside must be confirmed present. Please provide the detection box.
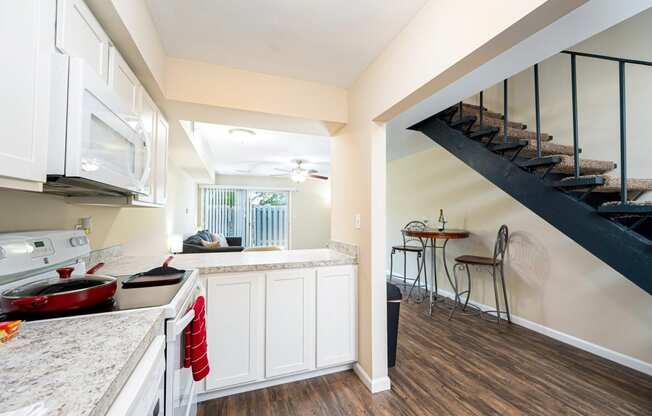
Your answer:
[560,175,652,193]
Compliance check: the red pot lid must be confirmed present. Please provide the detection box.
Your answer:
[2,274,115,299]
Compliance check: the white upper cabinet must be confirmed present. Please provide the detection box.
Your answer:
[265,269,316,378]
[155,114,169,205]
[205,273,265,390]
[0,0,55,186]
[108,47,140,116]
[56,0,110,82]
[316,266,357,368]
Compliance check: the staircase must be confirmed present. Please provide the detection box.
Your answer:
[410,51,652,294]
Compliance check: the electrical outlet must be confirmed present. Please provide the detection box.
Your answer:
[354,214,361,230]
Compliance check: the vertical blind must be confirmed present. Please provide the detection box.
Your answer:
[200,186,290,248]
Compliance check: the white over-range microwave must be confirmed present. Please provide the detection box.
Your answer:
[46,55,151,196]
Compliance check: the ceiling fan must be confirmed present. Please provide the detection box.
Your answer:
[274,160,328,183]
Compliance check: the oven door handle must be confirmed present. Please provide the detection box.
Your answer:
[167,309,195,341]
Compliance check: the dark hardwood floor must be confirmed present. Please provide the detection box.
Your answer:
[198,292,652,415]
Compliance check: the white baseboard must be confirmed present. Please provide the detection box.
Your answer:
[198,363,354,402]
[353,362,391,393]
[387,271,652,377]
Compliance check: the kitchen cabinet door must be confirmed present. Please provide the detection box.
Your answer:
[316,266,357,368]
[134,91,157,204]
[108,47,140,116]
[205,273,265,390]
[56,0,110,82]
[265,269,316,378]
[0,0,54,186]
[154,114,169,205]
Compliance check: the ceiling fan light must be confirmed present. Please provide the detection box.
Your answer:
[290,169,307,183]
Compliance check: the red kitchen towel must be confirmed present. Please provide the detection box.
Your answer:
[183,295,210,381]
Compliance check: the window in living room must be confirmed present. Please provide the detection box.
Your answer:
[200,186,291,249]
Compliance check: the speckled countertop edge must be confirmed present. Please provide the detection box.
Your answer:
[90,311,163,416]
[197,256,357,275]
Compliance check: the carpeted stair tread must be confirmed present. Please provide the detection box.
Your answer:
[560,175,652,193]
[601,200,652,207]
[461,105,526,129]
[462,103,506,124]
[598,201,652,217]
[494,122,552,142]
[551,156,616,175]
[520,141,575,157]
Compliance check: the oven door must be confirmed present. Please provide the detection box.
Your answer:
[63,58,151,194]
[166,284,201,416]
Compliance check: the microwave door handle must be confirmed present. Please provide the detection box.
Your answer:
[166,309,195,341]
[137,131,153,189]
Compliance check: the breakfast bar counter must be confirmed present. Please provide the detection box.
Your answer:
[99,248,357,276]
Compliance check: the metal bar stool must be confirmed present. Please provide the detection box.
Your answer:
[389,221,427,300]
[449,225,511,324]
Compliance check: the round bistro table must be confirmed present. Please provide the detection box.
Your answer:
[404,228,470,315]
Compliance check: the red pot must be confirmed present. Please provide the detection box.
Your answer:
[0,264,116,315]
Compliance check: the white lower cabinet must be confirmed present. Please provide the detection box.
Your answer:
[316,266,357,368]
[205,273,265,390]
[265,269,316,378]
[203,265,357,394]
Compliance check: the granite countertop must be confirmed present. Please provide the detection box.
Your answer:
[0,309,163,416]
[99,248,357,276]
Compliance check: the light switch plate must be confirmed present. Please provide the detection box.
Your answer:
[354,214,361,229]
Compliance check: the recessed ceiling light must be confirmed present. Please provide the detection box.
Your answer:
[228,128,256,139]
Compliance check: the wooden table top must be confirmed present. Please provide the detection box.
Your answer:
[404,228,470,240]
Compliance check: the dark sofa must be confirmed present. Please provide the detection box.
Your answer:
[182,233,245,253]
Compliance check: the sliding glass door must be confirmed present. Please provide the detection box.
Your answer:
[200,186,291,248]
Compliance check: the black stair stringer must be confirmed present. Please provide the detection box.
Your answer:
[410,117,651,294]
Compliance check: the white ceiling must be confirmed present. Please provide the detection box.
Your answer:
[194,122,331,177]
[144,0,428,87]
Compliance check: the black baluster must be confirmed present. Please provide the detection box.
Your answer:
[619,61,628,203]
[503,79,508,144]
[458,101,463,120]
[534,64,542,159]
[571,53,580,178]
[479,91,484,128]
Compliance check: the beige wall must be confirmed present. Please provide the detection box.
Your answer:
[166,58,348,125]
[331,0,554,383]
[210,175,331,250]
[387,147,652,363]
[473,8,652,183]
[0,162,198,255]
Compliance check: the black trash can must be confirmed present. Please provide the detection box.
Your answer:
[387,282,402,368]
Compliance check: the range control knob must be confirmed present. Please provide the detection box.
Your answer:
[69,236,88,247]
